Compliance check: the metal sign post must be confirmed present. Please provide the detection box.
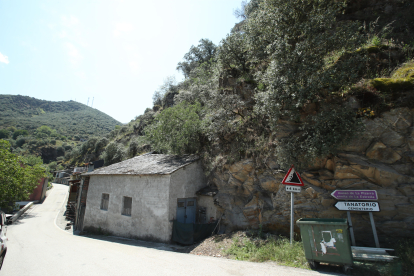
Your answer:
[369,212,380,248]
[290,192,294,244]
[281,165,304,245]
[332,190,380,248]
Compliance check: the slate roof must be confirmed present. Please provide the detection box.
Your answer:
[83,153,199,176]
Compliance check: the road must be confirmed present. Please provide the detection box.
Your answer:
[2,184,339,276]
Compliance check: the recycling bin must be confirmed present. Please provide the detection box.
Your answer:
[296,218,353,269]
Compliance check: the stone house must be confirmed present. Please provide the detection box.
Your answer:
[81,153,214,242]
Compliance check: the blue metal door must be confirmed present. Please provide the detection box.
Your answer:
[176,199,186,223]
[185,199,196,224]
[176,198,196,224]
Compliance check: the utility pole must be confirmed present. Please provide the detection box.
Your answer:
[91,97,94,108]
[87,97,89,106]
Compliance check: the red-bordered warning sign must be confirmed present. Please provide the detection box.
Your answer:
[281,166,304,186]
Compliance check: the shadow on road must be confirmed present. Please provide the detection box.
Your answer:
[79,233,194,253]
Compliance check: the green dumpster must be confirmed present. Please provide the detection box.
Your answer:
[296,218,353,269]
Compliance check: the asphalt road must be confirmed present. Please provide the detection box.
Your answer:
[2,184,340,276]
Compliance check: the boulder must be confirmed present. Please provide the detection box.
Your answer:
[380,129,405,147]
[397,184,414,197]
[381,107,412,133]
[259,172,279,193]
[229,159,254,182]
[366,141,401,164]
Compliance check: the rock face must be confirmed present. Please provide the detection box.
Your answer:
[211,107,414,247]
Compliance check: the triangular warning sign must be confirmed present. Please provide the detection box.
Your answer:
[281,166,304,186]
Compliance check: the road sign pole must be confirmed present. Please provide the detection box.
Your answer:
[346,211,356,246]
[290,192,294,245]
[369,212,380,248]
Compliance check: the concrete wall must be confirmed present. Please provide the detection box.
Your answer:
[83,174,171,242]
[198,195,217,222]
[168,161,207,235]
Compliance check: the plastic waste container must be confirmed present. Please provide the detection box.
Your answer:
[296,218,353,270]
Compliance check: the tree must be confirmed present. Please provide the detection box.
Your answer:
[0,140,46,211]
[243,0,364,168]
[176,39,217,78]
[12,129,29,140]
[246,0,363,123]
[145,101,203,155]
[152,76,178,107]
[36,125,53,137]
[0,129,10,139]
[100,142,125,166]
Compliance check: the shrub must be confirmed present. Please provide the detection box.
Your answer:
[100,142,125,166]
[145,101,203,154]
[0,129,10,139]
[13,129,29,140]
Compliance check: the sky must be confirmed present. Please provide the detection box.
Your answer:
[0,0,242,123]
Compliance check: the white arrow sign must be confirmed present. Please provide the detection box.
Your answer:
[335,201,380,212]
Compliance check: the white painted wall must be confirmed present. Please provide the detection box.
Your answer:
[198,196,217,222]
[83,174,171,242]
[83,160,207,242]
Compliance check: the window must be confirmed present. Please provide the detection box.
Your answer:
[100,193,109,210]
[122,196,132,216]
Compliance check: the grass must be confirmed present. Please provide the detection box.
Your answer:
[220,231,414,276]
[225,235,309,269]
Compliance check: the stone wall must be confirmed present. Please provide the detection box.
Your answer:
[212,107,414,247]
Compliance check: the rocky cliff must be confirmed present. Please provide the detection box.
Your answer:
[211,107,414,247]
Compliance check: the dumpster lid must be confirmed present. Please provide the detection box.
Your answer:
[296,218,348,225]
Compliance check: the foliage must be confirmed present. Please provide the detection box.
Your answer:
[127,140,139,158]
[0,129,10,139]
[177,39,217,78]
[218,32,250,73]
[13,129,29,140]
[145,101,203,154]
[94,137,109,155]
[225,236,307,268]
[0,140,46,211]
[36,125,53,137]
[152,76,178,107]
[22,154,44,166]
[275,108,362,169]
[0,95,121,138]
[246,0,363,122]
[100,141,126,166]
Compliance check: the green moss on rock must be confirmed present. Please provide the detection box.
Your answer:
[371,61,414,92]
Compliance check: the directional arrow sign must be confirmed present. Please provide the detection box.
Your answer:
[335,201,380,212]
[331,190,378,200]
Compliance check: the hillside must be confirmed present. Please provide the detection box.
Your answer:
[0,95,121,138]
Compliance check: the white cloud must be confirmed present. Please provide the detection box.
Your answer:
[61,15,79,27]
[0,52,9,64]
[65,43,82,65]
[113,22,133,37]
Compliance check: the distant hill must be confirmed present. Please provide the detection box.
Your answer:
[0,95,121,138]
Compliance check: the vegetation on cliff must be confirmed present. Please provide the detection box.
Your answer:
[63,0,414,173]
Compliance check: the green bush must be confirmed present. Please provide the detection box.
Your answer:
[145,101,203,154]
[0,129,10,139]
[225,236,307,268]
[13,129,29,140]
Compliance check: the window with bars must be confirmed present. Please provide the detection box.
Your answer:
[122,196,132,216]
[100,193,109,210]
